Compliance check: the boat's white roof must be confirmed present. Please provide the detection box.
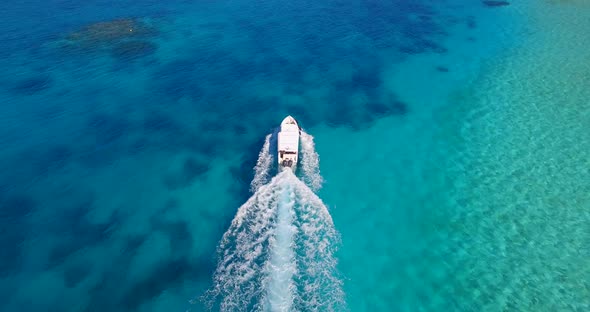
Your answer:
[278,132,298,151]
[278,116,299,152]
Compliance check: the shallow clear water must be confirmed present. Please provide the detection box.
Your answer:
[0,0,589,311]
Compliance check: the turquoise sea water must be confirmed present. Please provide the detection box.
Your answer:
[1,0,589,311]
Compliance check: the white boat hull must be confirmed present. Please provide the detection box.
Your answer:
[277,116,300,169]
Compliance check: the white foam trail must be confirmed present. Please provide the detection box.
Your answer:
[204,128,344,311]
[289,175,344,311]
[263,183,296,311]
[299,131,323,191]
[205,170,344,311]
[250,134,272,193]
[205,172,290,311]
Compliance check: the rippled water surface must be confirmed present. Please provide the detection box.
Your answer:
[0,0,588,311]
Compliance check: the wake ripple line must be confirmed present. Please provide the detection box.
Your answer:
[204,127,344,312]
[299,131,323,191]
[251,134,273,193]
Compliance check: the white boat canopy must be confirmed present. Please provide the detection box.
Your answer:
[278,116,300,169]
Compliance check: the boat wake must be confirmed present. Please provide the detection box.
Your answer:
[250,134,273,193]
[205,131,344,311]
[299,131,323,192]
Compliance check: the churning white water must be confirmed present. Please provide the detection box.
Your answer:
[205,131,344,311]
[299,131,323,192]
[250,134,272,193]
[263,181,296,311]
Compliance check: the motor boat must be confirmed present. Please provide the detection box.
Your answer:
[277,115,300,169]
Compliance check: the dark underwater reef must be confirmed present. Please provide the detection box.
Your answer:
[483,1,510,8]
[58,18,159,60]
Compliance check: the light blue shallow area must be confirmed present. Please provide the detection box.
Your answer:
[0,0,589,311]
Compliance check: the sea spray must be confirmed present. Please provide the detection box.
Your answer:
[263,182,296,311]
[299,131,323,191]
[289,174,344,311]
[251,134,272,193]
[205,131,344,311]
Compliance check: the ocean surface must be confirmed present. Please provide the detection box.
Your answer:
[1,0,589,311]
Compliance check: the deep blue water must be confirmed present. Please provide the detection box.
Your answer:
[0,0,540,311]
